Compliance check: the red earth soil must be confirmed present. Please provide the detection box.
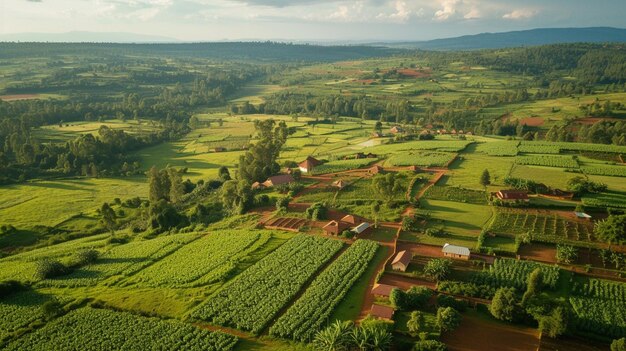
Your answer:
[442,313,540,351]
[518,116,545,127]
[0,94,40,101]
[397,68,431,78]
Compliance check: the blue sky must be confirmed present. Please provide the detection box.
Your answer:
[1,0,625,41]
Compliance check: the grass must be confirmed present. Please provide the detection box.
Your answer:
[420,199,493,237]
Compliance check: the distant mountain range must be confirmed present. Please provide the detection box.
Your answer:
[373,27,626,50]
[0,31,178,43]
[1,27,626,51]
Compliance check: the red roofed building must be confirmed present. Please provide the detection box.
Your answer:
[391,250,412,272]
[370,304,395,320]
[495,189,529,202]
[298,156,322,173]
[371,283,397,297]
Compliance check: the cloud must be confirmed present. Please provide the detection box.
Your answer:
[433,0,458,21]
[463,7,480,19]
[227,0,339,7]
[502,8,537,20]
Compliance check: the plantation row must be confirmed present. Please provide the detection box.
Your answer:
[519,141,626,154]
[515,155,579,169]
[269,239,379,341]
[581,165,626,177]
[570,297,626,339]
[517,144,561,154]
[423,185,488,204]
[312,158,376,174]
[386,151,456,168]
[130,230,271,288]
[191,235,344,333]
[574,278,626,301]
[489,210,595,244]
[370,140,472,154]
[41,234,199,287]
[582,193,626,209]
[0,291,63,342]
[476,141,519,156]
[4,307,238,351]
[471,258,560,291]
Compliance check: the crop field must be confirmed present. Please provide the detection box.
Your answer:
[582,192,626,209]
[445,150,515,190]
[191,235,343,333]
[581,165,626,177]
[385,151,456,167]
[472,258,560,291]
[4,307,238,351]
[0,291,63,342]
[515,155,579,169]
[422,185,488,204]
[366,139,473,154]
[489,210,595,245]
[40,234,200,287]
[311,158,377,174]
[0,178,148,228]
[476,141,519,156]
[269,239,378,341]
[129,230,272,288]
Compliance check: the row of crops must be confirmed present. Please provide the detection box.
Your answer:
[520,141,626,154]
[422,185,488,204]
[489,210,595,244]
[191,235,344,334]
[4,307,238,351]
[581,165,626,177]
[311,158,376,174]
[385,151,456,167]
[515,155,579,168]
[0,291,63,342]
[471,258,560,291]
[40,234,199,287]
[269,239,379,341]
[129,230,271,288]
[370,140,472,154]
[582,192,626,209]
[476,141,519,156]
[569,279,626,339]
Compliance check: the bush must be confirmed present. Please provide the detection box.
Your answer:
[35,259,68,280]
[71,249,99,267]
[437,294,468,312]
[413,340,448,351]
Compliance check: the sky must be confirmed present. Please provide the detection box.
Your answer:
[1,0,626,41]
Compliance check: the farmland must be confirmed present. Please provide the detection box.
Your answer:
[1,41,626,351]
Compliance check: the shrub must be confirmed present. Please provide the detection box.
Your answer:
[436,294,468,312]
[413,340,447,351]
[35,259,68,280]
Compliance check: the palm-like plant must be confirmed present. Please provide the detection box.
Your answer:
[368,327,392,351]
[313,320,352,351]
[350,326,372,351]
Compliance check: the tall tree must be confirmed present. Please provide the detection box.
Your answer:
[100,203,117,234]
[479,169,491,187]
[238,119,289,183]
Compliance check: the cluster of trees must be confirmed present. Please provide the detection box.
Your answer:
[237,119,289,183]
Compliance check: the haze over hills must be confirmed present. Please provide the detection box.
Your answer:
[2,27,626,51]
[374,27,626,50]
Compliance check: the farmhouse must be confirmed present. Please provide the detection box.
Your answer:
[322,220,350,236]
[390,126,404,134]
[298,156,322,173]
[442,243,470,260]
[495,189,529,202]
[391,250,412,272]
[370,304,395,320]
[261,174,295,188]
[371,283,397,297]
[351,222,370,235]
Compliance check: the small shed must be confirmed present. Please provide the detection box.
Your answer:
[341,214,361,225]
[351,222,370,235]
[390,126,404,134]
[391,250,412,272]
[370,304,395,320]
[442,243,470,260]
[322,220,349,236]
[495,190,529,202]
[371,283,397,297]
